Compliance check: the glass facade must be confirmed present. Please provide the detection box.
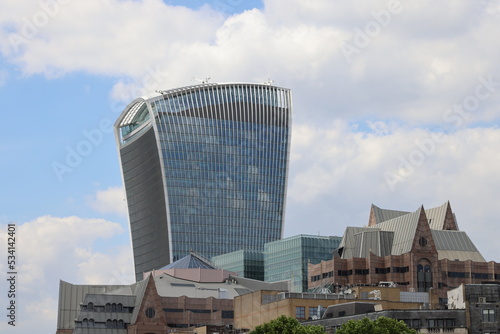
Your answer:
[264,235,341,292]
[212,249,264,281]
[115,83,292,281]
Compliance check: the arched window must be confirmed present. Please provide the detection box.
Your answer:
[118,319,124,328]
[117,303,123,312]
[82,318,88,327]
[106,319,112,328]
[89,319,94,327]
[113,320,118,328]
[87,302,94,311]
[105,303,111,312]
[112,303,117,312]
[417,262,433,292]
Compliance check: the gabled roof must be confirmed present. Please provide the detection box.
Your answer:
[369,201,459,231]
[369,204,409,226]
[425,201,459,230]
[162,252,216,270]
[338,227,374,259]
[339,202,484,262]
[370,206,426,255]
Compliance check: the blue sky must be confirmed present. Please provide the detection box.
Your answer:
[1,1,500,333]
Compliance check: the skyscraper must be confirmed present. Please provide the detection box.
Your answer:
[114,83,292,280]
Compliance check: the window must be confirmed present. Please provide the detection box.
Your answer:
[355,269,369,275]
[338,269,352,276]
[375,267,390,274]
[145,307,156,318]
[482,309,496,322]
[309,307,318,319]
[295,307,305,319]
[419,237,428,247]
[448,271,467,278]
[472,273,491,279]
[222,310,234,319]
[417,263,432,292]
[427,319,454,328]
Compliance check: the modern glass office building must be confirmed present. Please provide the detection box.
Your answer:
[264,235,342,292]
[114,83,292,280]
[212,249,265,281]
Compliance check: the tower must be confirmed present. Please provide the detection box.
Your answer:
[114,83,292,280]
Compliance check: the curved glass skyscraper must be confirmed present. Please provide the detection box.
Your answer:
[114,83,292,280]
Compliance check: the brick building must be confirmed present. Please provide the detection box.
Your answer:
[308,202,500,304]
[56,253,288,334]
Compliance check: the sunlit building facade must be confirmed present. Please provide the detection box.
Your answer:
[114,83,292,280]
[265,235,342,292]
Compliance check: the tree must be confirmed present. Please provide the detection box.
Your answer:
[336,316,417,334]
[250,315,325,334]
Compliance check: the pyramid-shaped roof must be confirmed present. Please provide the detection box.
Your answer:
[162,252,216,270]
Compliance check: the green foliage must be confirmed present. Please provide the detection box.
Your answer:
[336,316,417,334]
[250,315,325,334]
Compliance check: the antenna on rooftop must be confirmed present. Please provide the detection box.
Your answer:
[264,78,274,85]
[192,77,211,84]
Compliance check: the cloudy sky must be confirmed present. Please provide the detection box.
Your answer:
[1,0,500,332]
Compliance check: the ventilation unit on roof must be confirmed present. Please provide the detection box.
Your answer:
[479,297,486,303]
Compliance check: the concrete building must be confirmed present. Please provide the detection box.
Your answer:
[308,202,500,304]
[448,283,500,334]
[303,308,468,333]
[297,283,500,333]
[234,285,431,331]
[56,253,289,334]
[114,83,292,280]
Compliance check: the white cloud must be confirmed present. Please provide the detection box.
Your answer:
[1,0,499,124]
[87,186,128,217]
[285,122,500,262]
[0,216,132,333]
